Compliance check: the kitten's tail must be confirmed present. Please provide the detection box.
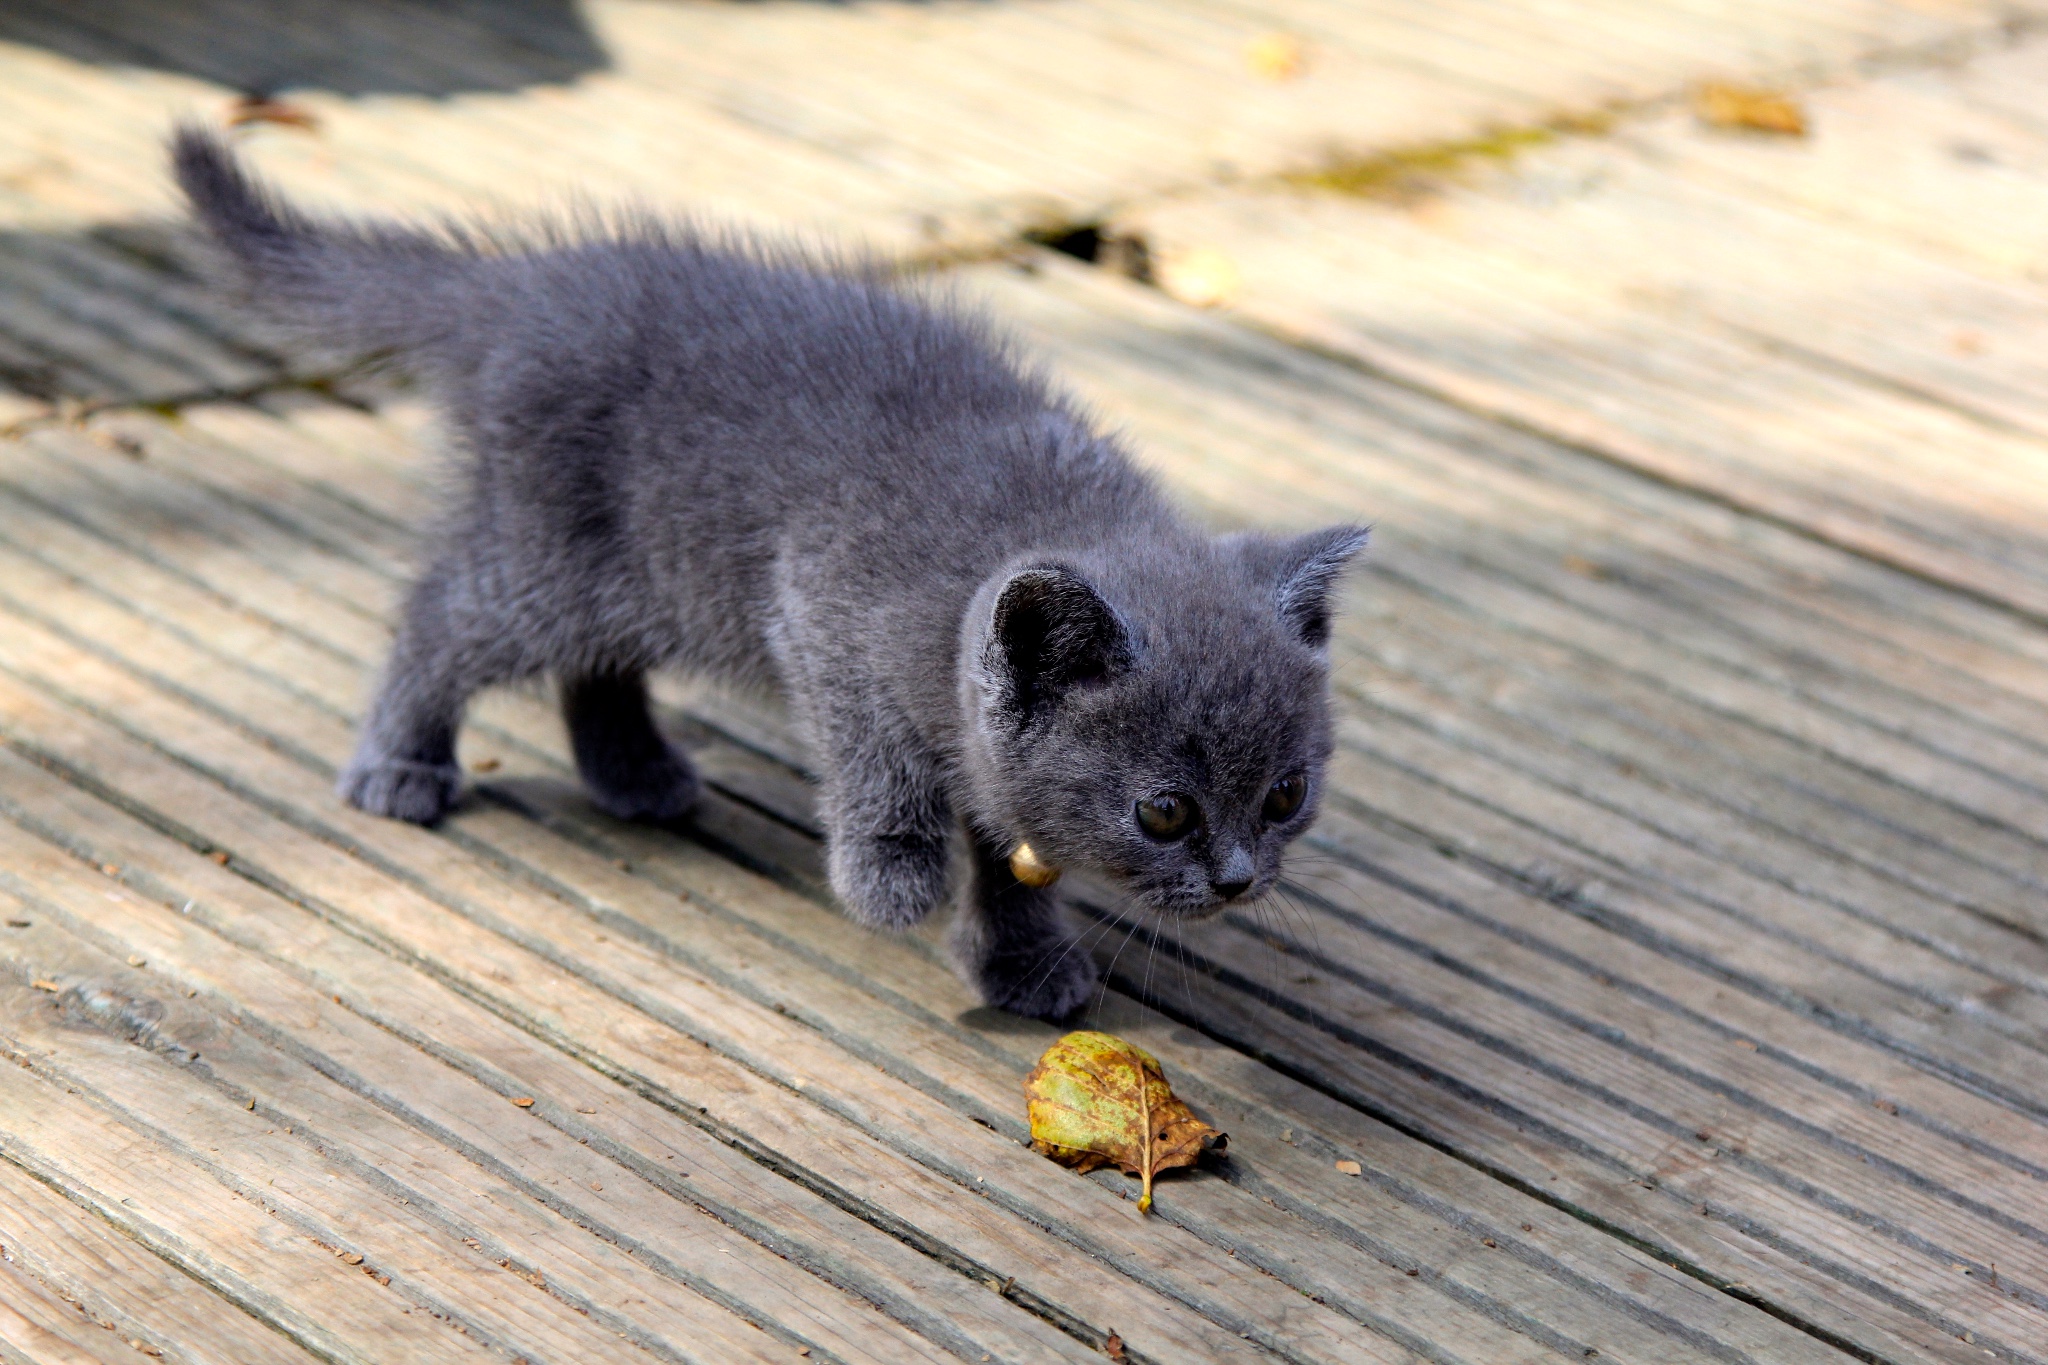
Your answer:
[170,126,470,360]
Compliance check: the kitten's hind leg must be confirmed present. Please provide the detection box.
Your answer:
[562,669,701,823]
[950,836,1098,1022]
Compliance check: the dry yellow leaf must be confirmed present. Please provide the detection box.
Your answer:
[1246,32,1306,82]
[1025,1031,1225,1213]
[1695,83,1807,137]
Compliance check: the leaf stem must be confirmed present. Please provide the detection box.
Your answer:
[1132,1043,1154,1214]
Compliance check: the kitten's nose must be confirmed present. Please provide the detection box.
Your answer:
[1212,847,1256,900]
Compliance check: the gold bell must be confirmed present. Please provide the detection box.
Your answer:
[1008,841,1062,889]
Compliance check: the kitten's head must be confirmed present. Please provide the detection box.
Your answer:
[962,526,1366,917]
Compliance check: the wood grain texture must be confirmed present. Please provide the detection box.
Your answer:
[1117,50,2048,620]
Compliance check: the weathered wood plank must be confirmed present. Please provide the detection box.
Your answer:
[0,0,2033,271]
[0,1043,499,1364]
[0,628,1385,1362]
[16,349,2048,1358]
[1111,78,2048,616]
[0,806,1110,1365]
[0,1145,324,1365]
[0,537,1851,1364]
[0,411,1966,1358]
[0,905,957,1365]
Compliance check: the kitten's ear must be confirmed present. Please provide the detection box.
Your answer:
[984,564,1133,717]
[1247,525,1369,648]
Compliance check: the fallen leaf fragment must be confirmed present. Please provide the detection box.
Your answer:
[1695,83,1806,137]
[228,95,321,132]
[1335,1159,1363,1177]
[1026,1030,1225,1213]
[1246,32,1306,81]
[1103,1329,1128,1361]
[512,1096,535,1108]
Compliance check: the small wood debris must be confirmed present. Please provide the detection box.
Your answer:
[245,1098,256,1110]
[1482,1238,1497,1248]
[1561,554,1610,580]
[31,979,58,992]
[102,864,120,876]
[127,955,146,968]
[211,850,230,865]
[4,919,28,928]
[512,1096,536,1108]
[341,1251,363,1265]
[471,757,501,772]
[1246,33,1306,82]
[227,95,320,131]
[92,430,146,459]
[1733,1038,1758,1050]
[1103,1330,1128,1362]
[1695,83,1807,137]
[1334,1159,1363,1176]
[1873,1099,1898,1114]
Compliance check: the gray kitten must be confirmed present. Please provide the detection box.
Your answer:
[172,129,1366,1021]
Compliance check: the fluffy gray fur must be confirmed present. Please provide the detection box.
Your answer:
[171,128,1367,1021]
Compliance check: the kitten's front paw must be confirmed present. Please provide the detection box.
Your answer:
[829,832,951,929]
[339,757,461,825]
[979,936,1099,1023]
[584,743,700,823]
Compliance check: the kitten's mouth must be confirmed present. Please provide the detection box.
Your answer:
[1136,884,1264,922]
[1177,900,1234,923]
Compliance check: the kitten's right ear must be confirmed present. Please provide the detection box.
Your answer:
[983,565,1133,719]
[1235,524,1370,649]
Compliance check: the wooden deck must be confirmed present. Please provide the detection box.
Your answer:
[3,3,2047,1362]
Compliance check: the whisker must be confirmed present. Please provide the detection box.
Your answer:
[1095,907,1149,1016]
[1017,899,1127,1002]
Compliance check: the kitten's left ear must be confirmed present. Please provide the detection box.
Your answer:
[1244,525,1370,648]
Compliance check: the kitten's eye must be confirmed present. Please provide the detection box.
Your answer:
[1135,792,1198,842]
[1262,773,1307,823]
